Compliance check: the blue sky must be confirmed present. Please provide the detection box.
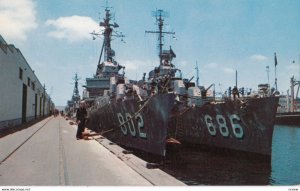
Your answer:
[0,0,299,106]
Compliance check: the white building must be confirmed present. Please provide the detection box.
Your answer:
[0,35,54,129]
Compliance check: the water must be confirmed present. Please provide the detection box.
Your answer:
[151,125,300,185]
[271,125,300,185]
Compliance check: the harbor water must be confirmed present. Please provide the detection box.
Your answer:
[157,125,300,185]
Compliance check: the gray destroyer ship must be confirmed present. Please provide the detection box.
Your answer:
[65,73,81,118]
[85,8,279,157]
[144,10,279,156]
[84,7,176,156]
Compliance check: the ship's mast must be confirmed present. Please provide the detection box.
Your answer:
[145,9,175,65]
[72,73,80,100]
[91,7,124,71]
[195,61,199,87]
[266,65,270,95]
[102,8,116,62]
[274,52,278,91]
[235,70,238,88]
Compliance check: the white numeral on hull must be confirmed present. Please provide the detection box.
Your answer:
[117,112,147,138]
[204,114,244,139]
[230,114,244,138]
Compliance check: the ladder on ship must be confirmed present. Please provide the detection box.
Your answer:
[175,116,184,141]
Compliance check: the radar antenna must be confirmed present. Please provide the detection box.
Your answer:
[145,9,175,65]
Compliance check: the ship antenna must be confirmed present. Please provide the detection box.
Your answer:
[195,61,199,87]
[105,0,109,8]
[73,73,80,97]
[235,70,238,88]
[266,66,270,95]
[145,9,175,65]
[297,54,300,81]
[274,52,278,91]
[71,73,81,104]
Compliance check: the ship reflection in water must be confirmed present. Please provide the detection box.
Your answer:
[136,125,300,185]
[161,145,272,185]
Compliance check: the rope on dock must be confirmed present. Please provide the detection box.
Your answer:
[100,128,114,135]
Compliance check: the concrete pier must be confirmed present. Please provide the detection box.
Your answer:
[0,116,185,186]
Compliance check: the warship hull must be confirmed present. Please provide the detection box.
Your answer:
[170,97,279,156]
[87,93,176,156]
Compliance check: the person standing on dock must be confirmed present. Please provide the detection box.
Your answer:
[76,101,87,140]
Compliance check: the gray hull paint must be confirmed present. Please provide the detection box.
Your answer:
[170,97,279,156]
[87,93,176,156]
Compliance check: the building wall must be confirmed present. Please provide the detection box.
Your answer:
[0,35,54,129]
[278,95,300,113]
[0,43,22,121]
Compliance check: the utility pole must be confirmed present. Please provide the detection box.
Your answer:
[43,84,46,117]
[291,76,295,112]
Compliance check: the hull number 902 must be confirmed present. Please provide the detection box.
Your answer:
[204,114,244,139]
[117,112,147,138]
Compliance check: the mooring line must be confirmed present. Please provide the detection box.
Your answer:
[0,117,53,165]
